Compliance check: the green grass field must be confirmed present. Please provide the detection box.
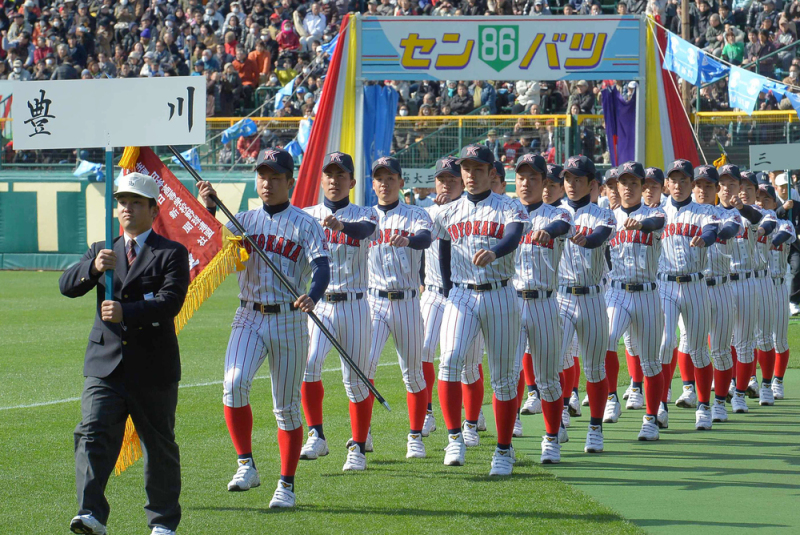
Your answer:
[1,272,799,534]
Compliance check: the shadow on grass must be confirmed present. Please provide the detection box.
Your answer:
[633,519,788,529]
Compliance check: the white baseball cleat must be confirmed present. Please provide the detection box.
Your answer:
[603,394,621,423]
[462,421,480,447]
[759,384,775,406]
[540,435,561,464]
[584,425,604,453]
[731,391,749,413]
[422,410,436,437]
[695,404,712,430]
[558,425,569,444]
[666,387,672,404]
[791,302,800,316]
[406,433,426,459]
[656,404,669,429]
[675,384,697,408]
[521,390,542,415]
[489,446,516,476]
[746,376,759,399]
[569,391,582,417]
[346,430,374,453]
[227,458,261,492]
[443,433,466,466]
[70,514,106,535]
[150,527,176,535]
[561,406,571,428]
[581,393,590,407]
[622,381,633,401]
[638,415,659,441]
[477,409,487,432]
[711,399,728,422]
[772,377,784,400]
[300,428,329,460]
[269,480,296,508]
[513,416,523,437]
[342,444,367,471]
[726,379,736,402]
[626,387,644,410]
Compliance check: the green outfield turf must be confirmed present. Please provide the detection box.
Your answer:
[1,271,798,534]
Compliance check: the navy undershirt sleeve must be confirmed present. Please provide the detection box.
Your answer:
[307,256,330,304]
[407,230,432,250]
[638,217,665,233]
[582,225,612,249]
[716,221,741,241]
[772,231,792,248]
[542,220,570,239]
[340,221,376,240]
[738,205,763,225]
[439,239,452,295]
[490,222,524,258]
[699,224,719,246]
[759,219,777,236]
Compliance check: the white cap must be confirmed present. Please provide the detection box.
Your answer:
[775,173,788,186]
[115,172,159,199]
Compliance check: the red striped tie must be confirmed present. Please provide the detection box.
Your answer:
[127,239,137,266]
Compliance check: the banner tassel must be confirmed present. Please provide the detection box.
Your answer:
[114,417,143,475]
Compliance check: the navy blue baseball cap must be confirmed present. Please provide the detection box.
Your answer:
[759,183,778,202]
[645,167,665,185]
[667,159,694,179]
[755,171,771,186]
[546,164,564,184]
[434,156,461,178]
[255,148,293,175]
[322,151,354,174]
[456,144,495,166]
[561,155,596,180]
[493,161,506,181]
[617,161,646,181]
[694,164,720,183]
[372,155,402,175]
[718,163,741,181]
[606,166,619,181]
[741,170,759,187]
[515,153,547,174]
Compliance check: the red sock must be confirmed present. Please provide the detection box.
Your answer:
[678,351,695,383]
[669,349,679,382]
[438,380,463,432]
[736,360,751,391]
[660,364,671,403]
[422,362,435,405]
[626,350,644,383]
[492,395,518,445]
[479,363,484,381]
[694,364,713,405]
[277,427,303,477]
[606,351,620,394]
[542,399,562,436]
[522,353,536,386]
[572,357,581,391]
[585,379,608,420]
[516,371,526,412]
[301,381,324,428]
[775,350,790,378]
[757,349,776,382]
[462,378,483,422]
[224,405,254,455]
[562,365,575,404]
[644,373,663,416]
[749,358,758,380]
[349,398,373,444]
[714,366,734,399]
[407,390,427,432]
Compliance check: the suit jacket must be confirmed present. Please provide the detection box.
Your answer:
[59,231,190,386]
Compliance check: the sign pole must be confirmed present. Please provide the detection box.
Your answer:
[104,145,113,300]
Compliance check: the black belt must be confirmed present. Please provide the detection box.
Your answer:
[561,285,600,296]
[664,274,703,283]
[454,280,509,292]
[706,276,728,287]
[774,277,785,285]
[374,289,417,300]
[729,272,751,281]
[753,269,768,278]
[325,292,364,303]
[426,285,446,296]
[517,289,553,299]
[242,300,297,314]
[611,281,657,292]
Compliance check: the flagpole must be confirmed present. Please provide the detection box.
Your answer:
[105,145,114,300]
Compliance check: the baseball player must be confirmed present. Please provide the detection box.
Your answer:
[755,185,796,401]
[433,144,529,475]
[544,164,566,207]
[513,153,574,462]
[605,162,667,440]
[598,167,621,211]
[491,160,508,196]
[199,148,331,508]
[300,152,378,472]
[365,156,433,460]
[657,161,721,431]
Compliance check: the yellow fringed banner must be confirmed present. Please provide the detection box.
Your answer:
[118,146,141,170]
[114,416,143,475]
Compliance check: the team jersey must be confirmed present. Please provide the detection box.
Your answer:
[432,192,530,285]
[367,202,433,291]
[728,204,775,273]
[557,201,615,287]
[607,204,666,284]
[769,219,797,278]
[658,200,721,276]
[227,205,330,304]
[753,207,778,271]
[423,204,446,289]
[705,205,743,278]
[513,203,574,292]
[305,202,378,293]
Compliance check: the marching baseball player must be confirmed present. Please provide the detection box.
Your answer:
[433,144,529,475]
[544,164,566,207]
[199,148,331,508]
[491,160,508,196]
[365,156,433,460]
[598,167,621,211]
[657,161,721,431]
[755,185,796,401]
[300,152,378,471]
[605,162,667,440]
[513,153,574,462]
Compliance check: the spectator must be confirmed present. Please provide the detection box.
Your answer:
[233,46,258,103]
[395,0,419,16]
[483,129,502,161]
[526,0,552,16]
[776,18,797,69]
[694,0,713,48]
[301,3,326,51]
[463,0,486,16]
[277,20,300,53]
[473,79,497,114]
[237,132,262,163]
[51,56,79,80]
[34,57,55,80]
[705,14,726,56]
[569,80,595,114]
[756,0,780,29]
[378,0,396,16]
[487,0,514,15]
[9,59,31,81]
[501,131,522,162]
[514,80,540,112]
[722,30,746,65]
[540,81,565,113]
[626,0,647,14]
[449,83,474,114]
[433,1,458,16]
[750,29,777,78]
[249,39,272,82]
[276,57,297,85]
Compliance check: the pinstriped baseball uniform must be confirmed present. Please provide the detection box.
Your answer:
[658,200,720,368]
[433,193,529,401]
[514,202,573,402]
[303,203,377,403]
[766,219,796,353]
[606,204,666,378]
[422,203,485,385]
[366,202,432,394]
[754,208,779,352]
[223,206,330,431]
[556,201,615,383]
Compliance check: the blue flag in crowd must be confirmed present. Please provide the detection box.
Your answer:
[320,34,338,57]
[362,85,399,207]
[74,160,104,182]
[601,87,636,166]
[171,147,202,172]
[297,118,313,151]
[284,140,303,158]
[221,118,257,144]
[663,33,727,86]
[728,65,766,114]
[275,76,296,112]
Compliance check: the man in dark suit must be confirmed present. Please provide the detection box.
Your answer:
[59,173,190,535]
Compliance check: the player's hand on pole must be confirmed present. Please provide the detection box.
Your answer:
[197,181,218,208]
[389,234,410,247]
[623,218,642,230]
[101,300,123,323]
[730,195,744,210]
[784,200,794,210]
[294,294,316,313]
[322,215,344,231]
[91,249,117,275]
[472,249,497,267]
[690,235,706,247]
[530,229,552,245]
[570,233,588,247]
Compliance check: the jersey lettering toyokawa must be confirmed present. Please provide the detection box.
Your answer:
[423,204,445,289]
[432,193,530,285]
[227,205,330,304]
[658,200,721,276]
[706,206,743,277]
[513,203,574,291]
[367,203,432,291]
[305,203,378,293]
[753,207,778,271]
[558,202,616,287]
[608,204,666,283]
[769,219,797,277]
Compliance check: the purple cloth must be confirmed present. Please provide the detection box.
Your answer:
[601,87,636,166]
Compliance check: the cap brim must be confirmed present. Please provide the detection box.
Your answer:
[255,161,292,174]
[113,189,154,199]
[718,172,740,181]
[545,175,564,184]
[372,164,399,175]
[561,168,588,178]
[667,170,691,179]
[455,156,491,165]
[515,162,545,174]
[322,162,353,174]
[618,172,643,181]
[434,168,460,178]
